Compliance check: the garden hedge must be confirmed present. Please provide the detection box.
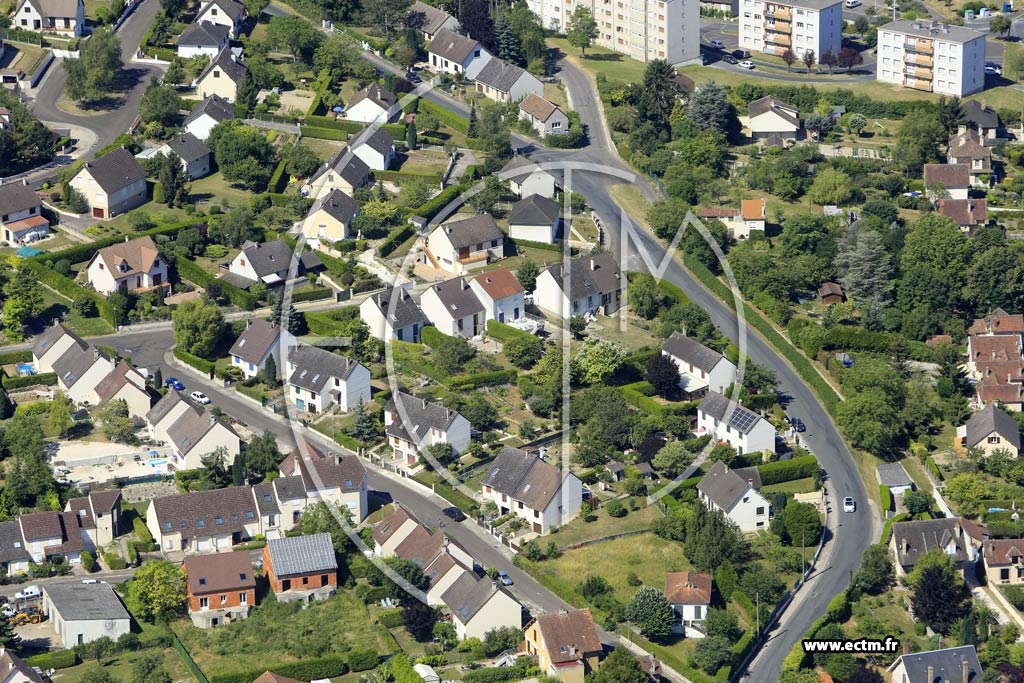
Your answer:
[290,287,334,303]
[175,257,257,310]
[133,515,155,547]
[347,648,380,672]
[756,455,818,486]
[418,99,468,134]
[463,662,533,683]
[26,649,77,669]
[0,350,32,364]
[21,259,114,325]
[419,326,453,348]
[880,512,909,543]
[3,372,56,390]
[302,127,347,141]
[373,170,443,184]
[36,219,202,266]
[305,115,364,133]
[173,347,215,375]
[880,484,893,512]
[486,319,536,343]
[378,223,415,257]
[510,237,565,253]
[209,656,348,683]
[269,158,289,194]
[926,455,943,481]
[413,183,472,222]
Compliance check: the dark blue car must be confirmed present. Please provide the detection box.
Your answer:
[165,377,184,390]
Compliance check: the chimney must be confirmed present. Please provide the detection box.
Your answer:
[902,642,909,655]
[94,348,100,360]
[963,658,969,683]
[590,258,597,271]
[209,415,216,426]
[247,319,253,328]
[927,666,933,683]
[491,580,498,592]
[422,399,427,409]
[21,178,28,186]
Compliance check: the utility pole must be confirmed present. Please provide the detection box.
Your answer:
[756,592,760,635]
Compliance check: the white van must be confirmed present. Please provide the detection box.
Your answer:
[845,0,862,7]
[14,586,40,601]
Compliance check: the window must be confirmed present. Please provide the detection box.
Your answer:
[246,511,255,519]
[163,521,172,530]
[220,594,227,605]
[240,592,248,604]
[989,436,1001,444]
[200,597,209,608]
[214,517,223,526]
[197,519,205,528]
[756,507,765,515]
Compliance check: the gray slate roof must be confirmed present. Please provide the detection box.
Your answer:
[481,446,565,511]
[184,94,235,126]
[698,391,766,436]
[964,404,1021,451]
[697,460,757,511]
[385,390,462,443]
[359,128,394,156]
[146,388,185,427]
[442,572,506,624]
[876,462,914,489]
[964,100,999,130]
[429,28,480,64]
[252,482,281,516]
[407,1,455,34]
[891,518,969,568]
[32,322,81,360]
[165,133,211,163]
[201,0,245,21]
[266,532,338,578]
[509,194,559,226]
[748,95,800,127]
[167,406,235,457]
[347,83,397,112]
[887,646,982,683]
[240,238,295,278]
[661,332,725,374]
[437,214,503,250]
[77,148,146,193]
[884,19,985,44]
[229,318,281,366]
[53,343,107,388]
[151,485,258,540]
[0,182,42,216]
[197,46,248,85]
[311,188,359,225]
[474,58,529,93]
[43,582,131,622]
[364,287,428,330]
[0,520,32,566]
[314,151,370,188]
[288,344,364,392]
[273,474,308,501]
[176,21,229,47]
[428,277,485,317]
[542,252,621,301]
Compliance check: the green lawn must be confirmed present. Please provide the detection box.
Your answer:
[411,470,479,513]
[190,172,260,209]
[548,37,646,84]
[0,41,48,76]
[549,502,664,549]
[173,589,391,677]
[38,287,115,338]
[496,244,564,274]
[761,477,818,495]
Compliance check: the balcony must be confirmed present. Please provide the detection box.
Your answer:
[905,65,933,79]
[766,7,791,19]
[903,42,932,53]
[904,52,933,67]
[766,32,792,46]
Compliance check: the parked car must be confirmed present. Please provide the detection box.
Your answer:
[165,377,184,390]
[739,60,756,69]
[709,39,724,49]
[81,579,107,585]
[733,49,751,59]
[0,604,15,618]
[190,391,211,405]
[986,61,1002,73]
[845,0,862,7]
[791,418,806,433]
[723,54,738,64]
[985,65,1001,76]
[14,586,40,601]
[497,571,513,586]
[442,507,466,522]
[843,497,856,513]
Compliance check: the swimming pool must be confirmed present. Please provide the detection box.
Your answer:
[146,458,167,467]
[16,364,34,376]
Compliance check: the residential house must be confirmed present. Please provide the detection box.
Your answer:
[406,1,459,40]
[664,572,712,637]
[229,318,290,380]
[420,277,486,338]
[13,0,84,35]
[0,521,32,575]
[195,47,248,102]
[948,129,992,186]
[889,518,971,576]
[0,180,49,245]
[286,344,371,414]
[747,96,801,144]
[957,404,1021,457]
[222,238,322,290]
[18,510,84,563]
[966,333,1022,380]
[42,583,131,648]
[533,252,622,318]
[470,267,526,323]
[474,58,543,103]
[372,506,420,557]
[524,609,603,683]
[94,360,152,418]
[481,446,583,534]
[876,462,915,497]
[194,0,246,38]
[428,28,492,78]
[939,198,988,231]
[969,308,1024,337]
[65,489,122,550]
[360,287,429,343]
[32,322,83,374]
[345,83,399,123]
[278,445,368,522]
[184,94,235,141]
[500,156,557,199]
[305,151,371,200]
[383,390,471,468]
[52,344,116,406]
[176,21,230,58]
[184,551,256,627]
[965,331,1024,409]
[697,391,777,456]
[876,21,986,96]
[817,282,845,306]
[262,533,337,603]
[886,646,983,683]
[697,460,770,533]
[441,572,521,641]
[959,100,1001,142]
[508,193,560,245]
[146,389,191,443]
[697,199,766,239]
[923,163,971,200]
[660,331,737,399]
[350,128,395,171]
[0,646,46,683]
[86,235,169,294]
[147,485,262,554]
[422,552,472,607]
[301,188,360,247]
[983,539,1024,585]
[391,525,474,578]
[518,93,569,138]
[150,133,212,180]
[69,148,147,219]
[739,0,842,61]
[426,214,505,275]
[164,405,241,471]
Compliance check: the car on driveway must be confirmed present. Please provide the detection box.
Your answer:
[709,39,724,49]
[985,65,1001,76]
[739,60,756,69]
[443,507,466,522]
[498,571,513,586]
[165,377,184,390]
[723,54,738,64]
[843,497,856,513]
[190,391,211,405]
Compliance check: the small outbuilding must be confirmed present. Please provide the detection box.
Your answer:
[42,582,131,648]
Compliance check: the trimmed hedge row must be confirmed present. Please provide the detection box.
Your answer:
[757,455,818,485]
[302,126,347,141]
[373,170,443,184]
[510,237,565,253]
[269,158,289,194]
[304,307,360,336]
[880,512,910,543]
[623,382,665,416]
[22,259,115,325]
[448,370,517,390]
[789,319,933,362]
[420,326,452,348]
[0,350,32,364]
[378,223,415,257]
[485,319,536,343]
[418,98,468,134]
[175,257,257,310]
[36,218,201,266]
[305,115,364,133]
[880,484,893,512]
[926,455,943,481]
[174,347,214,375]
[26,649,78,669]
[413,183,471,223]
[290,287,334,303]
[208,656,349,683]
[3,372,57,390]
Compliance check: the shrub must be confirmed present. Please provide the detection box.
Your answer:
[173,347,215,374]
[208,657,350,683]
[880,484,893,512]
[605,499,626,517]
[347,648,380,672]
[104,553,126,570]
[378,609,404,628]
[81,550,95,572]
[757,455,818,485]
[3,373,57,390]
[133,515,155,547]
[26,649,77,669]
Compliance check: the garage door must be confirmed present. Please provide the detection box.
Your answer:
[92,208,103,218]
[197,539,210,551]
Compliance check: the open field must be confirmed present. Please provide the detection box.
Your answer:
[549,503,664,549]
[191,173,264,208]
[548,38,646,84]
[55,623,195,683]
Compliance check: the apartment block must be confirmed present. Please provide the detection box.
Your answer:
[738,0,842,59]
[876,20,985,96]
[528,0,699,65]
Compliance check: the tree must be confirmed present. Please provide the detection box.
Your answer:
[80,668,117,683]
[432,334,475,374]
[125,560,187,620]
[0,387,13,420]
[81,550,95,572]
[853,543,893,594]
[467,101,479,137]
[283,143,322,178]
[459,394,497,430]
[140,82,181,127]
[835,225,893,306]
[63,27,123,102]
[156,152,189,208]
[638,59,678,131]
[837,47,863,73]
[690,636,734,674]
[781,48,796,71]
[494,11,524,65]
[482,626,522,657]
[703,607,741,641]
[802,49,816,73]
[48,391,74,437]
[172,297,225,359]
[894,108,944,175]
[571,338,625,385]
[569,315,587,338]
[133,653,172,683]
[96,399,136,443]
[245,430,282,475]
[936,95,965,136]
[503,334,543,369]
[297,502,351,555]
[261,353,279,387]
[266,16,322,62]
[684,504,748,572]
[651,440,694,478]
[778,502,822,546]
[628,273,665,319]
[845,112,868,136]
[820,49,836,74]
[646,351,679,399]
[808,168,852,205]
[854,15,869,35]
[591,648,648,683]
[625,586,674,641]
[402,601,438,642]
[990,14,1012,38]
[433,622,457,651]
[567,6,599,55]
[846,666,883,683]
[686,82,735,134]
[906,548,970,633]
[350,402,378,443]
[903,489,933,517]
[516,259,540,292]
[459,0,495,49]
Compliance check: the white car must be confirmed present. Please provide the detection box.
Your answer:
[0,604,15,618]
[709,39,725,49]
[985,66,1001,76]
[190,391,211,405]
[739,60,756,69]
[843,497,856,513]
[14,586,40,601]
[844,0,861,7]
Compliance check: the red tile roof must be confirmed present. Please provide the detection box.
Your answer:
[664,571,712,605]
[534,609,602,664]
[472,267,525,300]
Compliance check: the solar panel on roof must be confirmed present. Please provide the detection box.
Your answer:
[729,408,759,432]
